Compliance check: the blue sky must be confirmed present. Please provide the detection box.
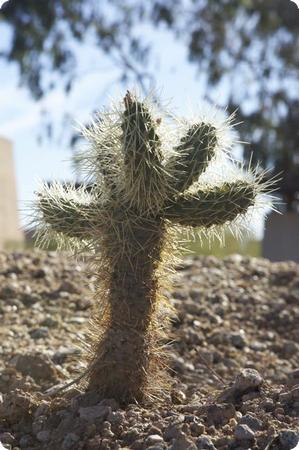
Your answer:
[0,22,265,236]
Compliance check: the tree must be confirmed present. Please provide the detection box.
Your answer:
[35,91,268,402]
[1,0,298,207]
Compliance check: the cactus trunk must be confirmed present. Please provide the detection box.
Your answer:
[87,219,170,402]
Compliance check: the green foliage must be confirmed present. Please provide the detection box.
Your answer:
[34,91,269,403]
[182,234,261,258]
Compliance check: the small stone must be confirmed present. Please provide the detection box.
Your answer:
[40,316,59,328]
[146,447,164,450]
[170,433,197,450]
[32,415,48,435]
[52,347,81,364]
[287,368,299,387]
[79,404,110,421]
[145,434,164,446]
[19,435,33,447]
[234,424,255,441]
[239,414,262,431]
[230,331,247,349]
[36,430,50,443]
[261,399,275,412]
[172,390,187,404]
[196,436,216,449]
[29,327,49,339]
[234,369,263,392]
[164,424,183,441]
[278,430,299,449]
[67,316,86,324]
[62,433,80,450]
[0,433,15,445]
[59,280,79,294]
[206,403,235,426]
[12,353,58,381]
[190,422,205,437]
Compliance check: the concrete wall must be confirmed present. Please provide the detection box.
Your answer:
[262,211,299,262]
[0,137,23,248]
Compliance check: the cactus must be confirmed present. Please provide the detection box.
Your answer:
[35,91,269,403]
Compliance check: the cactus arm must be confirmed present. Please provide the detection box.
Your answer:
[80,118,123,196]
[164,181,257,227]
[37,187,100,240]
[121,91,166,213]
[165,122,218,195]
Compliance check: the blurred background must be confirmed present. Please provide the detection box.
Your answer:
[0,0,298,260]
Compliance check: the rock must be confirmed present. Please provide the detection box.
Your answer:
[239,414,262,431]
[40,316,59,328]
[190,422,205,437]
[206,403,235,426]
[0,389,37,421]
[234,424,255,441]
[36,430,50,442]
[164,424,183,441]
[195,436,216,449]
[145,435,164,446]
[32,415,48,435]
[29,327,49,339]
[170,433,197,450]
[12,353,58,381]
[59,280,79,294]
[278,430,299,449]
[21,291,41,306]
[67,316,86,324]
[230,331,247,349]
[0,432,15,445]
[146,447,164,450]
[52,347,81,364]
[19,435,34,447]
[62,432,80,450]
[79,404,110,421]
[287,368,299,387]
[235,369,263,392]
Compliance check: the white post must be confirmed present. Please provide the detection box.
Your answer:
[263,211,299,262]
[0,137,23,249]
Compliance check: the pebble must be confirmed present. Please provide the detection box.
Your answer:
[278,430,299,449]
[29,327,49,339]
[79,404,110,421]
[12,353,58,381]
[0,433,15,445]
[234,424,255,441]
[230,331,247,349]
[62,433,80,449]
[36,430,50,442]
[206,403,235,426]
[145,435,164,446]
[169,433,197,450]
[235,368,263,392]
[196,436,216,449]
[239,414,262,431]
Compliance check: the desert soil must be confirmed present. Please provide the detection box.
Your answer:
[0,250,298,450]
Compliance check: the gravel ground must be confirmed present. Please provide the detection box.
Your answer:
[0,250,298,450]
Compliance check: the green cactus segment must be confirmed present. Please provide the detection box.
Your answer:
[38,192,98,239]
[81,120,122,196]
[167,123,218,194]
[121,91,166,212]
[164,181,256,227]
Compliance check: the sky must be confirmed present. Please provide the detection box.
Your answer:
[0,20,265,237]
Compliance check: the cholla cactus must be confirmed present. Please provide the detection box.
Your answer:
[35,91,269,403]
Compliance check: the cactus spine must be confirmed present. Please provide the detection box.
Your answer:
[35,91,268,403]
